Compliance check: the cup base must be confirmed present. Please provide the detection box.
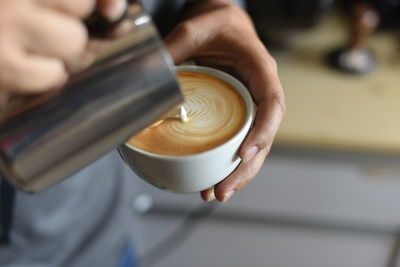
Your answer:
[128,156,241,194]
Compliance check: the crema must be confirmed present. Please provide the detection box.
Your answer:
[127,71,246,156]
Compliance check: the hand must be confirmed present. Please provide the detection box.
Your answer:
[0,0,127,106]
[165,1,286,202]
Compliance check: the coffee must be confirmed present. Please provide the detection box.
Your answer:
[120,66,254,193]
[127,71,246,156]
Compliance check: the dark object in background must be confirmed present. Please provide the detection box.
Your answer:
[326,0,400,74]
[328,48,376,74]
[247,0,399,51]
[247,0,334,49]
[375,0,400,29]
[341,0,400,29]
[328,2,380,74]
[247,0,334,27]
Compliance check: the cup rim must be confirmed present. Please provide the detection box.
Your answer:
[122,65,254,160]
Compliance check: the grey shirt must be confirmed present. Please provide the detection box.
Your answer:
[0,152,140,267]
[0,1,244,266]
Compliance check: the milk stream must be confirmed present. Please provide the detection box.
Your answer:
[149,105,188,128]
[178,106,189,122]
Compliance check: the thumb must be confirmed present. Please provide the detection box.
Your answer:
[164,22,205,64]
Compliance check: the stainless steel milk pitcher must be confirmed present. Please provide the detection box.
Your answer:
[0,5,183,192]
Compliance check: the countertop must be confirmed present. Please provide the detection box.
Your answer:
[273,13,400,154]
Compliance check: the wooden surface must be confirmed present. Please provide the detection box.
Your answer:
[273,13,400,154]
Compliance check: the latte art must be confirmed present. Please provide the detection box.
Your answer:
[128,71,246,156]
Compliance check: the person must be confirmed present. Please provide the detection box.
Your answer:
[0,0,285,266]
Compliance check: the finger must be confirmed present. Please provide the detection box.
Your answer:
[65,39,108,73]
[164,21,208,64]
[214,148,268,203]
[164,6,250,65]
[36,0,95,19]
[96,0,127,21]
[237,53,286,163]
[22,7,88,62]
[2,50,67,93]
[200,187,216,202]
[239,96,284,163]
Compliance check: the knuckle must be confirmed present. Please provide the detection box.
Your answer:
[219,5,241,28]
[39,0,95,19]
[224,5,236,21]
[267,56,278,71]
[74,0,95,18]
[250,121,272,150]
[262,52,278,76]
[177,21,193,37]
[26,69,66,92]
[271,90,286,115]
[280,99,287,114]
[274,90,286,113]
[66,21,88,57]
[224,4,253,30]
[266,85,286,114]
[262,57,286,114]
[175,21,198,53]
[236,170,255,190]
[259,134,272,151]
[0,51,19,88]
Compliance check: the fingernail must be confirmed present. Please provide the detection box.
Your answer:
[104,0,127,22]
[244,145,259,162]
[206,193,216,202]
[222,190,235,203]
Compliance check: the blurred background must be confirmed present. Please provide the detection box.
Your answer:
[129,1,400,266]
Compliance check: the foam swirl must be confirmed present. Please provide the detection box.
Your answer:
[128,71,246,156]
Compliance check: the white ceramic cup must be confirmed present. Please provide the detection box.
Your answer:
[118,65,254,193]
